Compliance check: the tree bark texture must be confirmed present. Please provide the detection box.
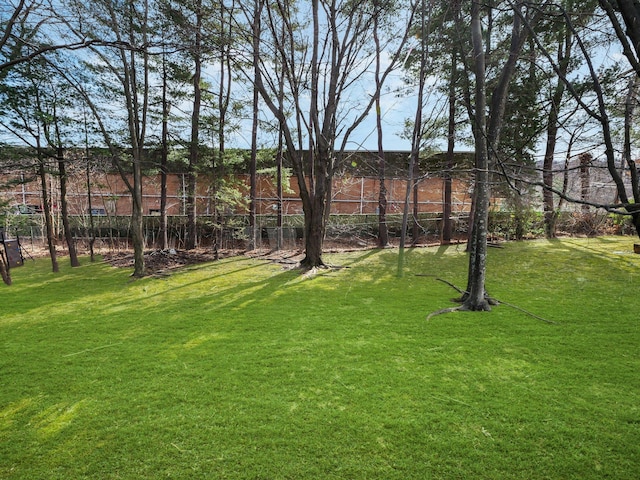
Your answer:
[57,146,80,267]
[300,147,332,269]
[131,162,146,277]
[0,251,11,286]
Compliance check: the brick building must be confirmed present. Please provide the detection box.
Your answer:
[0,150,474,218]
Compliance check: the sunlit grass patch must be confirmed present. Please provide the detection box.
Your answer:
[1,237,639,479]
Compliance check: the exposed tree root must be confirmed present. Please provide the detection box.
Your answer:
[420,275,558,324]
[426,306,464,321]
[433,277,465,295]
[302,267,320,279]
[493,299,558,324]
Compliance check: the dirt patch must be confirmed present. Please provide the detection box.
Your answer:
[102,247,311,275]
[23,235,466,276]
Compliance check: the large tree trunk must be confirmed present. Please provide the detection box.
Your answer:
[300,148,331,269]
[632,212,640,239]
[301,192,328,269]
[463,0,491,312]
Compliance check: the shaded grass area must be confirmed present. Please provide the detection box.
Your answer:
[1,237,639,479]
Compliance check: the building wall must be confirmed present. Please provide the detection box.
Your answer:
[1,171,472,217]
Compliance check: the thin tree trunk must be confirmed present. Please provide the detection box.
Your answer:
[402,0,428,260]
[50,107,79,268]
[543,27,571,238]
[85,156,96,262]
[412,162,420,243]
[83,108,96,262]
[185,3,203,251]
[301,180,329,268]
[57,146,79,267]
[580,152,591,213]
[38,158,59,273]
[125,0,149,277]
[443,55,456,245]
[276,132,284,251]
[159,51,170,251]
[377,153,389,248]
[276,17,285,252]
[213,0,233,258]
[131,182,145,276]
[249,0,262,251]
[373,2,388,248]
[249,86,258,250]
[400,153,416,253]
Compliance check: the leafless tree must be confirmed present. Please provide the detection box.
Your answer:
[240,0,416,268]
[462,1,548,310]
[58,0,153,276]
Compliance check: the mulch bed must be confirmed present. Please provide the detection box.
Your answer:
[103,249,233,275]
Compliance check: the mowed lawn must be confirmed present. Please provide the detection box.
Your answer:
[1,237,639,479]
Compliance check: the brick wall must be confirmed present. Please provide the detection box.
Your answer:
[1,171,472,217]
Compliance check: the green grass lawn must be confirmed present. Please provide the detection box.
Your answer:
[1,237,639,479]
